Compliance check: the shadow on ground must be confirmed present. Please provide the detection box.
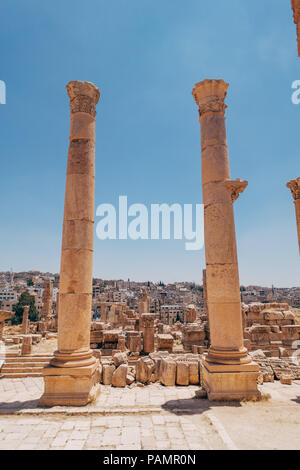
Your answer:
[291,396,300,404]
[161,396,242,414]
[0,399,39,412]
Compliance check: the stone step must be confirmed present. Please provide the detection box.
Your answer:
[2,360,50,366]
[1,372,43,378]
[2,366,47,373]
[3,356,51,363]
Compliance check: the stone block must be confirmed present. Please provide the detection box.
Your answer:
[112,364,127,387]
[136,357,154,384]
[160,359,176,386]
[102,364,115,385]
[112,352,128,367]
[176,362,189,386]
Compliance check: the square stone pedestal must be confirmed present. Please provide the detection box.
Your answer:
[39,360,101,407]
[201,358,261,401]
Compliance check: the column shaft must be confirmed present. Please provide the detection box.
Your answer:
[39,81,101,406]
[192,79,260,400]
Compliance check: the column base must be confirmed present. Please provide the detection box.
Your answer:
[201,357,261,401]
[39,360,101,407]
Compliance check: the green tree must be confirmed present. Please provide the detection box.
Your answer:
[12,291,38,325]
[27,278,34,286]
[175,313,183,323]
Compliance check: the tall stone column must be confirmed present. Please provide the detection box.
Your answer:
[202,269,208,317]
[142,313,156,354]
[40,81,101,406]
[192,79,260,401]
[21,306,30,335]
[41,280,53,322]
[287,178,300,253]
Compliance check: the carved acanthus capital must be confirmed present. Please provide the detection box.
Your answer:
[224,179,248,203]
[66,81,100,117]
[291,0,300,56]
[292,0,300,23]
[142,313,156,328]
[287,177,300,201]
[192,79,229,118]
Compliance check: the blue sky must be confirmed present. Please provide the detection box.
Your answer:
[0,0,299,286]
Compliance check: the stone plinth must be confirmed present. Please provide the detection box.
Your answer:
[201,361,260,401]
[39,81,100,407]
[192,79,260,400]
[142,313,156,354]
[287,178,300,253]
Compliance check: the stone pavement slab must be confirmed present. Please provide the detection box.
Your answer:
[0,377,300,449]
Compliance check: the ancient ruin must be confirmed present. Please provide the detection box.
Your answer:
[192,79,260,400]
[287,178,300,253]
[39,81,101,406]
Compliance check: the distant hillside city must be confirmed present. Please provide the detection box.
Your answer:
[0,270,299,323]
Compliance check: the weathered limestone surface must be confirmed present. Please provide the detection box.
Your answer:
[160,358,176,386]
[21,335,32,355]
[138,289,150,316]
[287,178,300,253]
[40,81,101,407]
[157,333,174,353]
[111,364,127,387]
[136,357,154,384]
[21,306,30,335]
[192,79,260,401]
[41,280,53,321]
[0,310,14,340]
[182,323,206,352]
[142,313,156,353]
[176,361,189,386]
[243,302,300,358]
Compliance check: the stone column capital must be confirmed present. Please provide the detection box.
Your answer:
[142,313,156,328]
[292,0,300,23]
[287,177,300,201]
[66,81,100,117]
[224,179,248,203]
[291,0,300,56]
[192,79,229,118]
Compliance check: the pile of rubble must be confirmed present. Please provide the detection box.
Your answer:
[99,351,202,388]
[250,350,300,385]
[243,302,300,357]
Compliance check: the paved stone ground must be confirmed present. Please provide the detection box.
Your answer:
[0,378,300,450]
